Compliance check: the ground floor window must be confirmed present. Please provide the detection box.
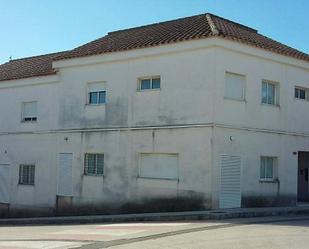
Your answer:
[139,153,178,180]
[260,157,277,181]
[19,164,35,185]
[84,153,104,175]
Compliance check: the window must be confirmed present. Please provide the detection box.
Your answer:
[295,87,308,100]
[19,164,35,185]
[89,91,106,104]
[262,80,279,105]
[84,153,104,175]
[22,101,37,122]
[139,77,161,90]
[260,157,277,181]
[88,82,106,105]
[225,72,245,101]
[139,153,178,180]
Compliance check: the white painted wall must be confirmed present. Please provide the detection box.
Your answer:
[0,37,308,211]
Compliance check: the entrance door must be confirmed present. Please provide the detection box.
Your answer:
[0,164,9,204]
[298,152,309,202]
[57,153,73,196]
[219,154,241,208]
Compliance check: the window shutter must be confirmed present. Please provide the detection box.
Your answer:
[139,153,178,179]
[88,82,106,92]
[225,72,245,100]
[23,102,37,118]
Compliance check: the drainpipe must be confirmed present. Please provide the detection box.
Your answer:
[275,178,280,204]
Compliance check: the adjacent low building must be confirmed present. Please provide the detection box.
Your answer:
[0,13,309,216]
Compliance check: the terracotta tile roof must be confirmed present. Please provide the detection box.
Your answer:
[55,14,213,61]
[0,51,67,82]
[1,13,308,82]
[210,14,309,62]
[55,13,309,62]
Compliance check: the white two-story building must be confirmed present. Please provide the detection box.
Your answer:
[0,13,309,216]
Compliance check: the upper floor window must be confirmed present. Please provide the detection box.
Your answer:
[138,76,161,90]
[262,80,279,106]
[87,82,106,105]
[84,153,104,176]
[22,101,37,122]
[295,87,308,101]
[260,156,277,181]
[224,72,245,101]
[19,164,35,185]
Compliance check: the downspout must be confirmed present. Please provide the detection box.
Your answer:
[205,13,220,209]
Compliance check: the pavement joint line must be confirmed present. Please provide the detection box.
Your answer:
[76,216,309,249]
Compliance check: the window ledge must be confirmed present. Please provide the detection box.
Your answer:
[294,98,308,102]
[85,103,106,106]
[84,174,104,177]
[259,179,279,183]
[137,88,161,92]
[137,176,178,181]
[224,97,246,103]
[21,120,37,123]
[18,183,35,186]
[261,103,280,108]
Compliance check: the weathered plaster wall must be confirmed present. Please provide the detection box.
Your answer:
[0,127,212,214]
[0,38,309,215]
[57,47,216,129]
[214,47,309,134]
[211,127,309,208]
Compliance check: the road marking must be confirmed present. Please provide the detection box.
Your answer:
[52,228,146,236]
[0,241,86,249]
[76,216,309,249]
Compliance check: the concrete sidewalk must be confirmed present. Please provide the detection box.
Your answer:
[1,205,309,226]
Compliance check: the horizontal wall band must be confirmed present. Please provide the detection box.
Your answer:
[1,123,309,138]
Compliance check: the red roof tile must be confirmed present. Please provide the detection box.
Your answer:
[0,51,67,82]
[1,13,308,81]
[55,13,309,62]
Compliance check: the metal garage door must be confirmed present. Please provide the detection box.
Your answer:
[0,164,10,203]
[219,154,241,208]
[57,153,73,196]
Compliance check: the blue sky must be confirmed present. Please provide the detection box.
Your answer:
[0,0,308,64]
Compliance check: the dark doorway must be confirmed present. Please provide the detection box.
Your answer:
[298,152,309,202]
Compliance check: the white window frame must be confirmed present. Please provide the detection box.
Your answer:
[84,153,104,176]
[261,80,279,106]
[138,76,161,91]
[295,86,309,101]
[87,82,107,105]
[88,90,106,105]
[224,71,246,101]
[260,156,277,181]
[21,101,38,122]
[19,164,35,185]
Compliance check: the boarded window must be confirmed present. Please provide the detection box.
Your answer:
[225,72,245,101]
[22,101,37,122]
[84,153,104,175]
[0,164,10,203]
[139,153,178,179]
[57,153,73,196]
[19,164,35,185]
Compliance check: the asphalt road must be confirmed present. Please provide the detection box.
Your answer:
[0,216,308,248]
